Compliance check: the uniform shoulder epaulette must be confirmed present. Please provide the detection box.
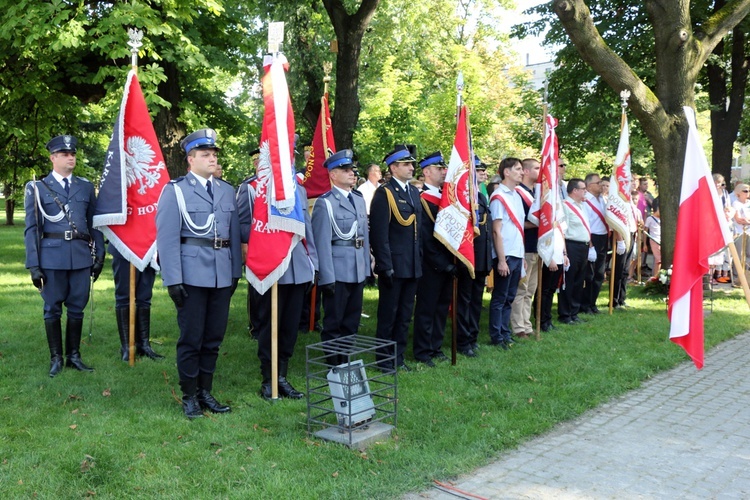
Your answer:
[351,189,363,197]
[242,175,257,184]
[319,191,333,199]
[216,178,234,188]
[170,176,186,184]
[77,177,91,183]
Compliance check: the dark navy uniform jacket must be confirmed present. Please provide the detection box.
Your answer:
[24,173,105,270]
[369,178,423,279]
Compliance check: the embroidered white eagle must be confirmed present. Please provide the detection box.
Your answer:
[125,136,165,195]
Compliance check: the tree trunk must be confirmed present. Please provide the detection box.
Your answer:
[332,31,363,149]
[153,61,187,180]
[553,0,750,267]
[4,182,14,225]
[323,0,381,150]
[708,26,748,182]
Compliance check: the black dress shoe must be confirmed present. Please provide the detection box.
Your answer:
[432,351,449,362]
[418,358,436,367]
[590,306,600,314]
[278,377,304,399]
[49,356,63,378]
[541,323,556,332]
[397,363,412,372]
[572,316,583,323]
[560,318,575,325]
[490,340,509,350]
[66,354,94,372]
[458,348,477,358]
[260,383,274,400]
[182,395,204,419]
[197,389,231,413]
[471,342,479,351]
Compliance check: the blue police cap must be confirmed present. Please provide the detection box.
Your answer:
[383,144,416,166]
[181,128,220,154]
[323,149,354,170]
[419,151,446,169]
[474,154,487,170]
[46,135,77,154]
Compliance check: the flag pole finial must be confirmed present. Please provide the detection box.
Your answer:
[456,71,464,124]
[128,28,143,71]
[620,89,631,110]
[268,22,285,55]
[323,62,332,93]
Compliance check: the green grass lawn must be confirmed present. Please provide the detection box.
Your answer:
[1,206,748,498]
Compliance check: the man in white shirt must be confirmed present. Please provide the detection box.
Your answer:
[488,157,526,349]
[581,173,608,314]
[356,163,382,216]
[560,178,591,324]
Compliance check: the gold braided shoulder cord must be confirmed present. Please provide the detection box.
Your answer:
[420,197,436,223]
[384,186,417,239]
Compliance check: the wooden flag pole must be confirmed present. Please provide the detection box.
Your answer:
[127,29,143,368]
[535,78,550,340]
[727,240,750,309]
[608,233,616,315]
[267,24,285,401]
[129,265,136,366]
[271,282,280,400]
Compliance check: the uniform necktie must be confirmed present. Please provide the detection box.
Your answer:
[206,180,213,199]
[63,177,69,194]
[347,192,356,209]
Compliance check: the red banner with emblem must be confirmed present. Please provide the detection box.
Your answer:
[434,105,476,278]
[93,70,169,271]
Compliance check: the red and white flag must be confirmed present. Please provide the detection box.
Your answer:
[434,105,476,278]
[93,70,169,271]
[245,54,307,294]
[529,114,566,266]
[605,112,635,247]
[298,93,335,198]
[668,106,732,369]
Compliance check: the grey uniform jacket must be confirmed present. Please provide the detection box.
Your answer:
[155,172,242,288]
[236,177,318,285]
[24,173,105,270]
[311,188,371,286]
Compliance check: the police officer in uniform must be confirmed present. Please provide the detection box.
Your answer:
[412,151,454,366]
[109,245,163,361]
[25,135,105,377]
[237,155,318,400]
[311,150,371,366]
[156,128,241,419]
[456,157,492,356]
[369,144,422,371]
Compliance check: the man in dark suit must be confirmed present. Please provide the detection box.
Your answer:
[412,151,454,366]
[25,135,105,377]
[156,128,242,419]
[369,144,422,371]
[456,157,492,357]
[237,160,318,400]
[311,149,370,366]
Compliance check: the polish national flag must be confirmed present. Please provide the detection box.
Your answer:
[668,107,732,369]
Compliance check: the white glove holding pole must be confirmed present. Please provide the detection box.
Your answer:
[616,240,626,255]
[588,246,597,262]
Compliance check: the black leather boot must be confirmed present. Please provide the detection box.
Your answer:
[45,319,63,378]
[180,378,203,419]
[278,360,304,399]
[259,363,273,400]
[115,307,130,362]
[135,307,164,360]
[197,372,230,413]
[65,318,94,372]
